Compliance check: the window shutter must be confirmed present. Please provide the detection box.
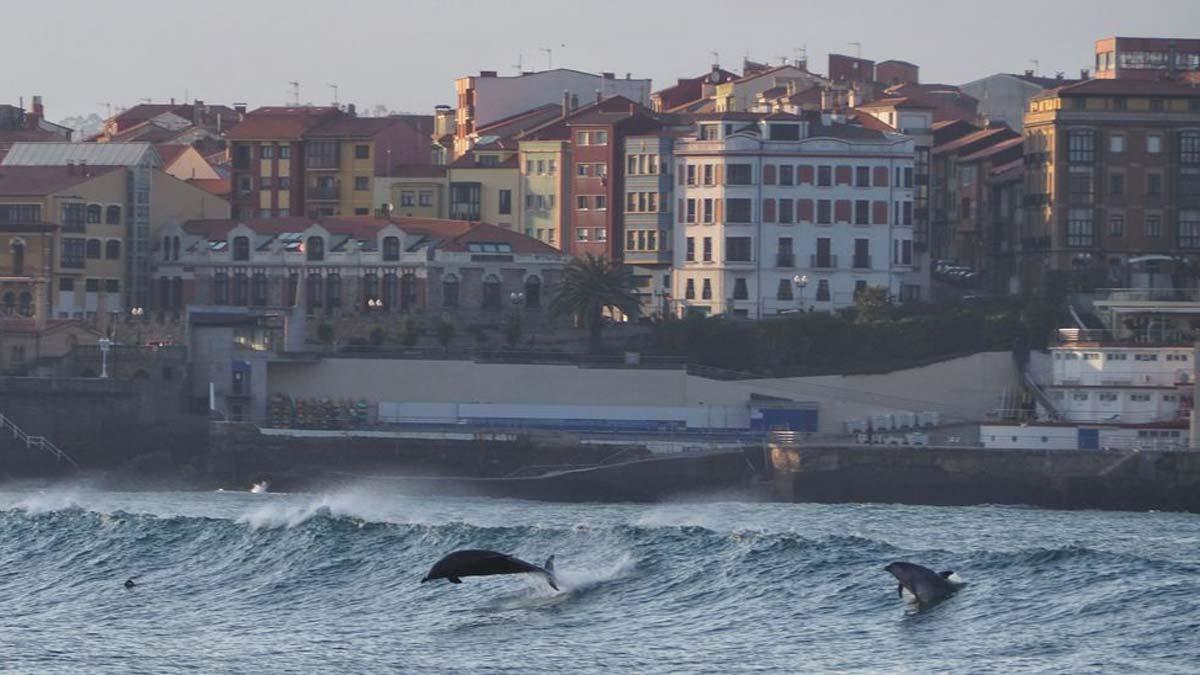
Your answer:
[714,198,723,223]
[764,165,777,185]
[798,199,813,222]
[873,201,889,225]
[873,166,890,187]
[678,199,685,224]
[798,165,814,184]
[835,166,852,185]
[835,199,851,223]
[716,164,724,185]
[678,164,686,185]
[763,199,776,223]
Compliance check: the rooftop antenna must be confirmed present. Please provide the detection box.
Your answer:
[140,97,153,104]
[711,50,720,67]
[1029,59,1040,76]
[794,46,808,67]
[328,83,339,106]
[776,54,790,65]
[849,42,862,58]
[539,47,553,70]
[97,102,113,117]
[288,81,301,106]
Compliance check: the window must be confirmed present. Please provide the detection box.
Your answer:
[1109,134,1126,153]
[61,203,85,232]
[400,191,416,207]
[548,159,557,175]
[233,272,249,306]
[1068,130,1095,164]
[593,131,608,145]
[449,182,481,221]
[1130,393,1152,402]
[726,199,752,223]
[1109,173,1125,197]
[382,236,400,261]
[1147,173,1163,197]
[576,228,590,242]
[577,196,589,210]
[305,236,325,261]
[778,198,794,224]
[86,239,101,259]
[855,166,871,187]
[815,237,833,268]
[1147,135,1163,154]
[685,278,695,300]
[526,159,534,174]
[733,277,749,300]
[776,279,793,301]
[701,278,712,300]
[1183,131,1200,165]
[854,200,870,225]
[816,279,830,302]
[233,236,250,261]
[576,131,589,145]
[1067,208,1094,248]
[685,237,695,262]
[260,145,274,159]
[768,124,800,141]
[1072,393,1089,402]
[0,204,41,222]
[702,237,712,262]
[686,164,696,185]
[685,199,697,223]
[442,275,459,308]
[853,239,870,269]
[355,144,370,160]
[817,166,832,187]
[726,237,752,262]
[1110,214,1125,237]
[700,124,720,140]
[703,199,714,223]
[727,164,752,185]
[778,165,794,186]
[816,200,832,224]
[1180,210,1200,249]
[1142,214,1161,239]
[354,176,369,191]
[482,275,502,309]
[524,276,541,308]
[213,272,229,305]
[85,204,101,224]
[777,237,793,267]
[278,176,291,190]
[279,146,291,159]
[498,189,512,215]
[595,195,607,211]
[417,191,433,207]
[703,165,714,186]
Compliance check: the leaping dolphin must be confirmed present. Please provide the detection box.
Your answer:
[884,561,958,605]
[421,549,558,590]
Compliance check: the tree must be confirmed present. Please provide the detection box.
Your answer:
[854,286,891,323]
[549,254,641,352]
[435,320,456,351]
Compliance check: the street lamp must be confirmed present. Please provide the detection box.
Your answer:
[366,297,383,309]
[793,274,809,310]
[129,307,144,346]
[509,290,525,307]
[97,337,112,378]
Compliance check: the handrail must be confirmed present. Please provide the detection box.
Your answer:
[0,412,78,468]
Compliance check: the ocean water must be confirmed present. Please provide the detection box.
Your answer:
[0,487,1197,674]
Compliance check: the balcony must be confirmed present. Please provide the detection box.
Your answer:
[307,185,340,201]
[1057,327,1196,346]
[852,255,872,270]
[810,254,837,269]
[775,252,795,268]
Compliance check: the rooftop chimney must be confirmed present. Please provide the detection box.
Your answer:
[562,90,571,117]
[1080,68,1091,80]
[1024,69,1035,78]
[29,95,44,126]
[1055,71,1065,81]
[347,103,356,116]
[595,89,602,104]
[233,103,247,120]
[479,70,498,78]
[602,72,614,79]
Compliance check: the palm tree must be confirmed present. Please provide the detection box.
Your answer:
[549,254,640,352]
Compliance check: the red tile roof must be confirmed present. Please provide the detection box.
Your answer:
[1039,78,1200,98]
[224,107,340,140]
[849,112,896,132]
[304,116,405,138]
[385,164,447,178]
[855,96,933,110]
[933,126,1017,156]
[436,221,560,255]
[188,177,231,197]
[651,68,739,110]
[154,144,190,166]
[0,165,124,196]
[958,135,1024,163]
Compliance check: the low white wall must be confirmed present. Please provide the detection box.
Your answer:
[270,351,1020,434]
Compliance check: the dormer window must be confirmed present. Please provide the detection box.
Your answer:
[305,236,325,261]
[699,124,720,140]
[768,123,801,141]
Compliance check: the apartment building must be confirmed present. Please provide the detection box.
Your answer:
[1022,78,1200,294]
[623,131,675,316]
[374,165,447,219]
[446,141,520,229]
[454,69,651,159]
[1094,36,1200,84]
[518,139,569,249]
[226,107,432,220]
[671,111,918,318]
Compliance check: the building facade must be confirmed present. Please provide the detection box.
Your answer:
[622,131,674,316]
[671,112,919,317]
[1022,79,1200,294]
[1094,37,1200,84]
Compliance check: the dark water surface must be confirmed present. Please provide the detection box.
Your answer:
[0,488,1197,674]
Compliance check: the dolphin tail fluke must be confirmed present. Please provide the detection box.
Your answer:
[545,575,559,591]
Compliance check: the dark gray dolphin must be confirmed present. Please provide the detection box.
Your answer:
[123,577,137,589]
[421,550,558,590]
[884,562,957,604]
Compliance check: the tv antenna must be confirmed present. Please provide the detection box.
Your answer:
[1029,59,1040,75]
[328,83,339,106]
[711,51,720,67]
[97,102,113,117]
[539,47,553,70]
[848,42,862,58]
[288,81,301,106]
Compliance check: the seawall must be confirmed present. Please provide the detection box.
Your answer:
[770,443,1200,512]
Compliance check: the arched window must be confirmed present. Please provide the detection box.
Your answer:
[382,272,397,310]
[251,272,267,306]
[524,275,542,309]
[442,274,459,308]
[11,240,24,276]
[172,236,180,261]
[17,291,32,317]
[306,273,322,311]
[232,272,249,305]
[400,272,416,310]
[105,240,121,260]
[382,236,401,261]
[86,239,102,259]
[2,292,13,315]
[233,236,250,261]
[305,236,324,261]
[482,274,501,310]
[213,272,229,304]
[86,204,102,224]
[105,205,121,225]
[326,272,341,310]
[162,236,171,260]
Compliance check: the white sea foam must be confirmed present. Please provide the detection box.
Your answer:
[5,489,86,514]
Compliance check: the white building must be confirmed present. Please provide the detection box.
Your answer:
[671,111,918,317]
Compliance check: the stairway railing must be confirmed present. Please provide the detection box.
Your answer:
[0,413,78,468]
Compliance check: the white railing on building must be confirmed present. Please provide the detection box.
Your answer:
[0,412,78,468]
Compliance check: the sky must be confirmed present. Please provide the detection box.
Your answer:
[5,0,1200,122]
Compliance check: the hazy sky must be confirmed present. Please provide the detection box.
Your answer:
[6,0,1199,121]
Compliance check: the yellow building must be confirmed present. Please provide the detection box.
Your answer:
[445,142,521,229]
[373,166,447,219]
[518,139,569,249]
